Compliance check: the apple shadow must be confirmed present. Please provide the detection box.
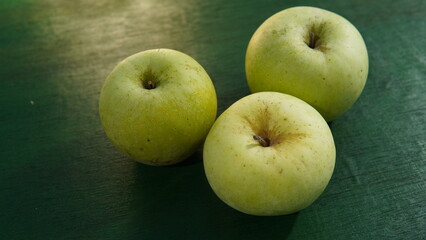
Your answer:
[168,146,203,167]
[124,159,299,239]
[212,210,299,239]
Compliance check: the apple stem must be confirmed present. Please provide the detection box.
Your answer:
[142,69,157,89]
[253,135,270,147]
[146,80,156,89]
[309,32,316,49]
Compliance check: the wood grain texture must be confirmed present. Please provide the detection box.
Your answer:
[0,0,425,239]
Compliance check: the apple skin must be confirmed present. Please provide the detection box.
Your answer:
[246,6,368,121]
[203,92,335,216]
[99,49,217,166]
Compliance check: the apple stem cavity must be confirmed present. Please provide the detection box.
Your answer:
[142,70,157,90]
[253,135,270,147]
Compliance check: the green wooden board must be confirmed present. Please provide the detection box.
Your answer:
[1,0,425,239]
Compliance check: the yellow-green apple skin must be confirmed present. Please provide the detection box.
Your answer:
[246,6,368,121]
[203,92,335,216]
[99,49,217,166]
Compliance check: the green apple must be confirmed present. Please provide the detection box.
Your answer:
[203,92,335,216]
[99,49,217,166]
[246,6,368,121]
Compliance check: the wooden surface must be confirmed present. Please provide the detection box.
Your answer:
[1,0,425,239]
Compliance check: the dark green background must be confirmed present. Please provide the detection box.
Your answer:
[1,0,425,239]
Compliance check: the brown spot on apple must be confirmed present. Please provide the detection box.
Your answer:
[300,159,307,167]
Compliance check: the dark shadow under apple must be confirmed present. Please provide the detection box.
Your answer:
[167,146,204,167]
[125,153,299,239]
